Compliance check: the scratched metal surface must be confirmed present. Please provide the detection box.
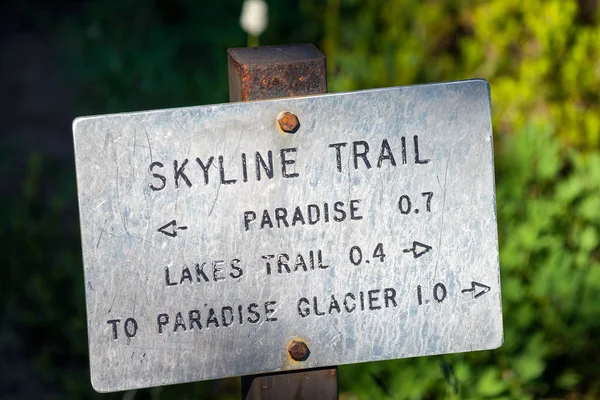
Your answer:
[73,80,502,392]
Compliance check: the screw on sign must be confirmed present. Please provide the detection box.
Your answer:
[288,340,310,362]
[72,44,502,398]
[277,111,300,134]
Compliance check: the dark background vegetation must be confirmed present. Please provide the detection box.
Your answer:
[2,0,599,399]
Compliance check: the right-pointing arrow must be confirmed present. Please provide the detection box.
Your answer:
[402,241,432,259]
[461,281,491,299]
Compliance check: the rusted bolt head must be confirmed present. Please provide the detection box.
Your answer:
[287,340,309,361]
[277,111,300,134]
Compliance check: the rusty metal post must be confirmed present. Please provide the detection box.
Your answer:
[227,43,327,102]
[227,43,338,400]
[240,368,338,400]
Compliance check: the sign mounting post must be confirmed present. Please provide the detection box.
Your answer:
[228,43,338,400]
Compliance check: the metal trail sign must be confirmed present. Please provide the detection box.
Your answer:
[73,79,503,392]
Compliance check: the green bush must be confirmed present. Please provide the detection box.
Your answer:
[320,0,600,397]
[321,0,600,149]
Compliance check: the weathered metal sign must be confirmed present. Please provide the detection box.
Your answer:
[73,80,502,392]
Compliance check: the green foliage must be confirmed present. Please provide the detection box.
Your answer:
[313,2,600,396]
[322,0,600,149]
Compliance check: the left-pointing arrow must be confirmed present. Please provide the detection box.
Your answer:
[158,220,187,238]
